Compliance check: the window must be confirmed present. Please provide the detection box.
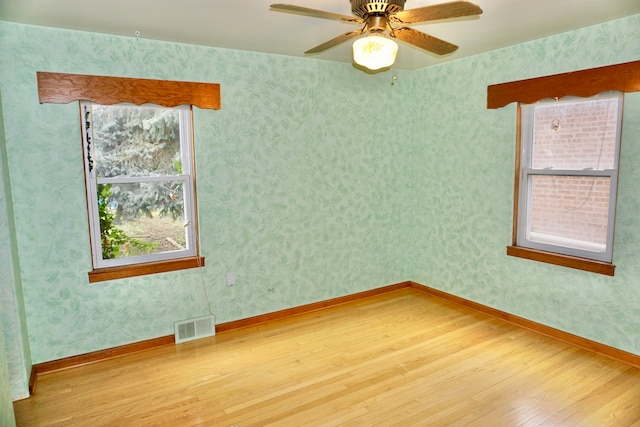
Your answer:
[81,102,199,272]
[512,92,623,272]
[486,61,640,275]
[36,72,220,282]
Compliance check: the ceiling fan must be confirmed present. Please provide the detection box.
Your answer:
[270,0,483,70]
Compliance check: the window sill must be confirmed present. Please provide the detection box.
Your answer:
[88,256,205,283]
[506,246,614,276]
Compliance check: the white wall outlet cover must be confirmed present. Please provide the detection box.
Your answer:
[226,272,236,286]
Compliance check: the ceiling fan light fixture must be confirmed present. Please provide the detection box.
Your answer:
[352,34,398,70]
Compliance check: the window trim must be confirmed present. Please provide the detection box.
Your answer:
[37,72,221,109]
[88,256,206,283]
[487,60,640,109]
[37,72,221,282]
[506,246,615,276]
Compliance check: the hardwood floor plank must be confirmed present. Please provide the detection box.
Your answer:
[13,288,640,426]
[584,379,640,425]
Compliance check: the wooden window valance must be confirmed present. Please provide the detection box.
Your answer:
[37,72,221,110]
[487,60,640,109]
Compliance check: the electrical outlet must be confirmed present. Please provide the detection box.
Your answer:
[550,298,563,307]
[226,272,236,286]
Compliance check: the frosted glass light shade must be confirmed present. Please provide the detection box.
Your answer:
[352,35,398,70]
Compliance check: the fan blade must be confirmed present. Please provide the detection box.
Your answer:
[270,4,362,25]
[391,27,458,55]
[391,1,482,25]
[305,30,362,54]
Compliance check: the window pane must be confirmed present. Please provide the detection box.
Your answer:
[98,181,187,259]
[91,105,182,178]
[528,175,610,252]
[531,97,619,170]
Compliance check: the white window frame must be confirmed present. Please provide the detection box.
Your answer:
[80,101,198,269]
[516,92,623,263]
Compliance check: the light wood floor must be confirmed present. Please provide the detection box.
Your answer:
[14,288,640,426]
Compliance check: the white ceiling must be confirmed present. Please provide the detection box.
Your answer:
[1,0,638,70]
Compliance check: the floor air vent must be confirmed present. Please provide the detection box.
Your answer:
[174,315,216,344]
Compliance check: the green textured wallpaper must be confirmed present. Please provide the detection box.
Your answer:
[0,13,639,376]
[0,22,412,364]
[410,14,640,354]
[0,321,16,427]
[0,93,17,422]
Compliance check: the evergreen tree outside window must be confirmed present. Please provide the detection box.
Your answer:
[81,102,198,269]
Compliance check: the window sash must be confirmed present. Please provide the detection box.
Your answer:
[97,175,191,184]
[517,172,617,262]
[522,168,615,177]
[81,102,197,269]
[88,177,197,269]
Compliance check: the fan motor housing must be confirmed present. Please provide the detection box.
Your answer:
[350,0,406,18]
